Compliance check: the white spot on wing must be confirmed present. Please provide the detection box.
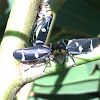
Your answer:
[37,49,41,52]
[75,42,79,46]
[41,28,46,32]
[36,40,43,44]
[21,50,25,61]
[79,46,83,52]
[90,39,93,50]
[35,53,39,58]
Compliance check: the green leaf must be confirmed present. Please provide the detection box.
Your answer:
[33,60,100,94]
[55,0,100,36]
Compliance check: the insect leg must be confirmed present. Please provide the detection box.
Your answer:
[68,52,77,66]
[61,53,68,67]
[43,57,50,72]
[24,58,44,72]
[52,58,62,67]
[31,58,44,68]
[24,57,44,71]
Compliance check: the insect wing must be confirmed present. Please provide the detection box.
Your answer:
[36,16,52,45]
[36,23,48,45]
[68,38,99,54]
[13,45,51,62]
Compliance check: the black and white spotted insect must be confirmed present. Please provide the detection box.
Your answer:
[30,0,53,46]
[13,43,60,71]
[57,38,99,65]
[13,0,55,71]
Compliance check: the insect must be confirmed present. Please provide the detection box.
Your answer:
[30,0,53,46]
[13,43,60,71]
[57,38,99,66]
[13,0,54,71]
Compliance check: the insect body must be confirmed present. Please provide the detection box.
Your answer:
[13,45,51,62]
[13,44,59,71]
[30,0,53,46]
[36,15,52,45]
[57,38,99,65]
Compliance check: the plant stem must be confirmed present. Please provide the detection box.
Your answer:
[0,0,39,99]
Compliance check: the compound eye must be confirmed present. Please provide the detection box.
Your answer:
[61,49,66,54]
[53,50,57,55]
